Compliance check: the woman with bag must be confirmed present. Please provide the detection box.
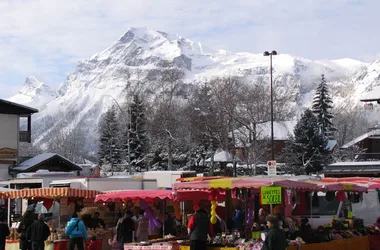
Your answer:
[65,213,88,250]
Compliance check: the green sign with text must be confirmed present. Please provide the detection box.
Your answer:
[261,186,282,205]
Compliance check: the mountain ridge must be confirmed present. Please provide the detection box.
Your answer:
[7,27,380,152]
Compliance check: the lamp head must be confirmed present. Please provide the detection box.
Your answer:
[271,50,278,55]
[263,51,270,56]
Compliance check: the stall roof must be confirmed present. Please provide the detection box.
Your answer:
[176,176,229,182]
[308,181,367,192]
[6,188,102,199]
[321,177,380,190]
[95,190,173,203]
[96,189,238,202]
[0,187,12,198]
[173,177,317,191]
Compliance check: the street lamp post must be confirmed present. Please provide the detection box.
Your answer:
[263,50,277,161]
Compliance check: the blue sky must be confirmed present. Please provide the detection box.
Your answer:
[1,0,380,98]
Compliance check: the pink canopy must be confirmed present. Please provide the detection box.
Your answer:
[173,177,317,191]
[310,181,368,192]
[172,190,238,201]
[94,190,174,203]
[366,182,380,190]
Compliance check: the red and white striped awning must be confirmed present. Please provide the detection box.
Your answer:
[6,188,102,199]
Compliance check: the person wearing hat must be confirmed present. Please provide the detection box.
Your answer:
[26,214,51,250]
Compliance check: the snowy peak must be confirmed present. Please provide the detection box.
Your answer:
[8,76,56,109]
[22,26,380,152]
[18,76,53,97]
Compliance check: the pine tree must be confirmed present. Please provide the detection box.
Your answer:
[312,74,336,139]
[279,109,328,174]
[98,106,121,173]
[124,94,147,170]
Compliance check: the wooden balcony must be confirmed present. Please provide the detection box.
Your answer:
[19,131,31,143]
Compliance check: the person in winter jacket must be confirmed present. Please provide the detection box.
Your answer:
[232,205,244,230]
[26,214,50,250]
[262,215,288,250]
[17,211,35,250]
[187,208,214,250]
[65,213,88,250]
[117,211,135,248]
[0,217,10,250]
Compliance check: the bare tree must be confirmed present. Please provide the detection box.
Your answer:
[331,145,367,162]
[333,103,372,146]
[149,68,185,170]
[47,126,87,163]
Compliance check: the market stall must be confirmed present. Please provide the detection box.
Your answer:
[174,177,373,250]
[173,177,319,250]
[5,187,103,250]
[96,190,185,250]
[321,177,380,250]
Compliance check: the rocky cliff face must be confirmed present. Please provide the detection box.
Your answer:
[8,27,380,151]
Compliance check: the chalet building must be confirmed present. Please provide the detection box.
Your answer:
[231,120,337,163]
[0,99,38,179]
[324,127,380,177]
[9,153,82,178]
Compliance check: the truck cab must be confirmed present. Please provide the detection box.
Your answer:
[292,192,352,228]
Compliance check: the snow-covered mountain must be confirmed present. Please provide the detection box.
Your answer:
[8,76,56,110]
[8,27,380,151]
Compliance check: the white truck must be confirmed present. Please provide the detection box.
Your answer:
[143,171,197,189]
[293,190,380,228]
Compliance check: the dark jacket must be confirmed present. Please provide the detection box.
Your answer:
[18,217,34,250]
[117,217,135,243]
[164,216,174,236]
[26,220,50,242]
[89,218,105,229]
[188,210,210,241]
[18,217,34,238]
[0,222,10,244]
[262,228,288,250]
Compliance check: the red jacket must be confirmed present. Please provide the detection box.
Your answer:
[187,214,214,237]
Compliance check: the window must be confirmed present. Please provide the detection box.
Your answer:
[292,194,340,216]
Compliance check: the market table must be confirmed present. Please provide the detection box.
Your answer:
[368,235,380,250]
[125,242,180,250]
[286,236,369,250]
[178,236,370,250]
[5,240,54,250]
[179,247,237,250]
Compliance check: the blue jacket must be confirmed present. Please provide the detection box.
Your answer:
[65,218,88,240]
[232,209,244,229]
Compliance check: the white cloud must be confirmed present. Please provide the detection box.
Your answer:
[0,0,380,98]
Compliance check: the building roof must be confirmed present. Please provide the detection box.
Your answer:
[341,128,380,149]
[326,140,337,151]
[11,153,82,173]
[0,99,38,115]
[205,150,241,163]
[324,161,380,175]
[232,120,296,147]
